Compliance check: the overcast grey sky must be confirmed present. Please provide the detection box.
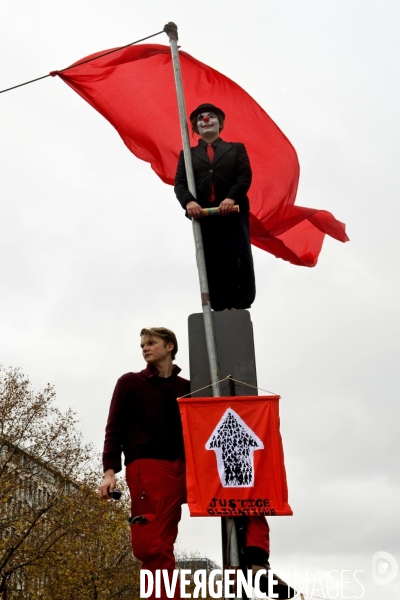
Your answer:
[1,1,399,598]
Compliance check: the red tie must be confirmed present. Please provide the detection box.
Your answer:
[206,143,216,203]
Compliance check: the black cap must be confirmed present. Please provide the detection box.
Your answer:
[189,103,225,121]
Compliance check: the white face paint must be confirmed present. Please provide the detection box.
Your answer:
[197,112,220,138]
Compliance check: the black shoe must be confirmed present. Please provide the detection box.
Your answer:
[251,564,297,599]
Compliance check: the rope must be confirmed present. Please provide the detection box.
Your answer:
[178,375,232,398]
[0,29,164,94]
[179,375,278,399]
[229,377,277,396]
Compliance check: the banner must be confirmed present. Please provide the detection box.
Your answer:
[178,396,292,517]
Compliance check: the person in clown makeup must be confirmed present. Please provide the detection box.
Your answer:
[174,103,256,312]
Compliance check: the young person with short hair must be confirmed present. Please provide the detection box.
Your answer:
[99,327,190,599]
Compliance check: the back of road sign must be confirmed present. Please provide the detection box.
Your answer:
[188,311,258,397]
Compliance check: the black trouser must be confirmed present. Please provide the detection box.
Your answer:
[201,211,256,311]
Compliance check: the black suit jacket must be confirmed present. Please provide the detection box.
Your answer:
[174,138,252,213]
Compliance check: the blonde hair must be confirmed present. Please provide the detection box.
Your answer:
[140,327,178,360]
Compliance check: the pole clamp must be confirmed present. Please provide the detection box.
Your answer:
[163,22,178,41]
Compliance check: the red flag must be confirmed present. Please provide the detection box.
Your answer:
[178,395,292,517]
[56,44,348,267]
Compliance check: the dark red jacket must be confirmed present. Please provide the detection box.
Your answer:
[102,364,190,473]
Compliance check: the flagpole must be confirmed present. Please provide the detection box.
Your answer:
[163,21,241,588]
[163,22,221,398]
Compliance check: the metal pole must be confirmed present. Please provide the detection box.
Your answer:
[225,517,241,567]
[163,23,241,593]
[164,22,221,397]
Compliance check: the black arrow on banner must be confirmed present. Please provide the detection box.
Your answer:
[206,408,264,487]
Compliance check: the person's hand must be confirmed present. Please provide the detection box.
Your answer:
[186,201,203,219]
[99,469,116,500]
[218,198,235,216]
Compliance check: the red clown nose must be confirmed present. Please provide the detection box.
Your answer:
[202,116,210,122]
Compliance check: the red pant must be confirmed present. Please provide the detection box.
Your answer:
[246,516,270,556]
[126,459,186,600]
[126,459,270,599]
